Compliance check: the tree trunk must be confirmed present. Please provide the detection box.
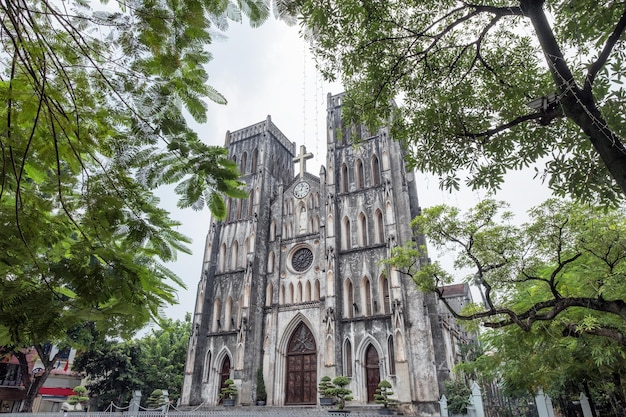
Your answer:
[523,0,626,198]
[16,345,68,412]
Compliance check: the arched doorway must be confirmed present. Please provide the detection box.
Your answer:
[285,322,317,405]
[218,356,231,403]
[365,345,380,403]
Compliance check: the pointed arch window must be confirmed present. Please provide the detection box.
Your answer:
[225,297,233,331]
[231,241,238,270]
[289,283,295,304]
[371,155,381,186]
[297,281,303,303]
[341,163,348,193]
[345,279,354,318]
[270,221,276,241]
[241,152,247,174]
[244,236,250,255]
[251,148,258,173]
[204,351,212,382]
[380,275,391,314]
[356,159,364,189]
[363,277,372,316]
[314,279,320,301]
[219,244,227,272]
[212,298,221,332]
[375,209,384,244]
[342,217,351,250]
[248,190,255,217]
[388,336,396,375]
[236,199,242,220]
[358,212,367,247]
[344,339,353,377]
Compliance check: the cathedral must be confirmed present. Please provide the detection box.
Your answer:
[180,92,456,415]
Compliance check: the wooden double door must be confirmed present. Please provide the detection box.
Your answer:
[366,345,381,403]
[285,323,317,405]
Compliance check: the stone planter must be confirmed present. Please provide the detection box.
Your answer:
[222,398,235,407]
[328,410,350,416]
[320,397,335,406]
[256,400,266,406]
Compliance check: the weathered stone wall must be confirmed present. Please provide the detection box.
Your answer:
[182,93,446,415]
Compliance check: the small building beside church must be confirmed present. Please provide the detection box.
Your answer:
[181,92,455,416]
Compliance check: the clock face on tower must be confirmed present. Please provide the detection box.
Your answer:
[293,181,310,199]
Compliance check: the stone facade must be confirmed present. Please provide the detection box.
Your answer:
[181,93,450,415]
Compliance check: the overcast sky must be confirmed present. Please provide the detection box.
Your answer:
[155,17,551,323]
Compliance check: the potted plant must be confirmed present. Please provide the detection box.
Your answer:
[256,369,267,406]
[219,379,238,407]
[146,389,167,410]
[318,376,335,406]
[374,380,399,414]
[328,376,353,411]
[67,385,89,411]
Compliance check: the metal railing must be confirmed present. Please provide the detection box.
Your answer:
[2,411,382,417]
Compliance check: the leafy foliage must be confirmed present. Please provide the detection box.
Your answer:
[0,0,271,410]
[327,376,353,410]
[298,0,626,204]
[68,385,89,406]
[444,379,471,415]
[256,368,267,402]
[318,375,335,398]
[73,315,192,410]
[219,379,238,400]
[138,316,192,405]
[388,198,626,412]
[374,380,398,409]
[146,389,167,409]
[72,339,144,410]
[390,199,626,339]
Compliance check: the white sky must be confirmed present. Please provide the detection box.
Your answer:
[155,17,552,322]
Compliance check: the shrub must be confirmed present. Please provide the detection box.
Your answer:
[444,379,471,414]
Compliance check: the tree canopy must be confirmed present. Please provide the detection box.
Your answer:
[390,199,626,343]
[73,315,192,410]
[388,198,626,412]
[461,322,626,414]
[0,0,274,410]
[0,0,262,339]
[298,0,626,204]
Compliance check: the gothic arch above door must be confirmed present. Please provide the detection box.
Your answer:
[285,322,317,405]
[218,356,231,404]
[365,345,380,403]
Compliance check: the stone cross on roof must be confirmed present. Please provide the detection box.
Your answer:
[293,145,313,178]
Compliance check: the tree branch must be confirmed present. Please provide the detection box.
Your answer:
[563,322,626,349]
[585,5,626,92]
